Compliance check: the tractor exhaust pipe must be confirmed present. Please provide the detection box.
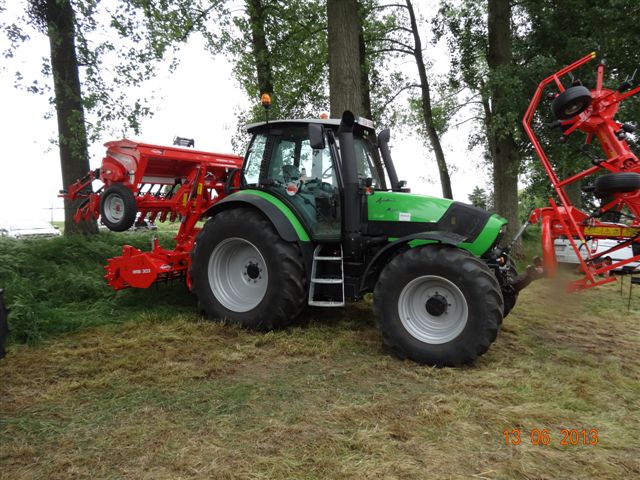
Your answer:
[377,128,400,190]
[338,111,360,258]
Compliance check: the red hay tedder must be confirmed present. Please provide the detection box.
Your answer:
[63,139,243,290]
[525,52,640,291]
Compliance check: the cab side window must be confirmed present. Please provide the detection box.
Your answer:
[262,128,341,239]
[243,134,267,185]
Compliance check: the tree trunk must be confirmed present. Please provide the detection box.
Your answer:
[246,0,273,97]
[45,0,97,234]
[406,0,453,199]
[327,0,364,117]
[358,19,372,120]
[487,0,520,241]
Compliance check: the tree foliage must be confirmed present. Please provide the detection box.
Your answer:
[4,0,218,140]
[435,0,640,229]
[360,0,453,198]
[204,0,328,131]
[468,185,489,210]
[2,0,219,232]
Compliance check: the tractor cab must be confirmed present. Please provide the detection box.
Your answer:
[242,118,388,241]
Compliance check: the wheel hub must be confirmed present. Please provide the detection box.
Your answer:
[244,261,262,282]
[105,196,124,222]
[425,293,449,316]
[398,275,468,344]
[208,238,269,312]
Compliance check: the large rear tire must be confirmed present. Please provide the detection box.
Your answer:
[190,208,306,330]
[373,245,503,367]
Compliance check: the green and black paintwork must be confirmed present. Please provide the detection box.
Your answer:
[206,112,520,303]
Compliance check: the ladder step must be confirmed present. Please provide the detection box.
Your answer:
[308,300,345,307]
[309,244,345,307]
[311,277,343,284]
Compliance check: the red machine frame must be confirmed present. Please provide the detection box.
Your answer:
[524,52,640,291]
[63,140,243,290]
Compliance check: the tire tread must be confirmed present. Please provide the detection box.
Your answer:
[373,245,502,367]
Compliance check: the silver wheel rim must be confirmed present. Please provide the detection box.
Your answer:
[398,275,468,344]
[208,237,268,312]
[104,195,125,223]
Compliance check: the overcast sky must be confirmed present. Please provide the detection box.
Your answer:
[0,1,489,223]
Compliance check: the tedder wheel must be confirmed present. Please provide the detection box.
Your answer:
[190,208,306,330]
[373,245,503,367]
[594,172,640,197]
[100,184,137,232]
[551,85,592,120]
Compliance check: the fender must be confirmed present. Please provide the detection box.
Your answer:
[359,231,467,293]
[206,190,311,242]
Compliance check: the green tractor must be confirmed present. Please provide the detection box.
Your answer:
[190,111,535,366]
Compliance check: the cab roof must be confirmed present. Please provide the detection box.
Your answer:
[246,118,376,135]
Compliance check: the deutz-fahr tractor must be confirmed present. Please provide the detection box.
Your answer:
[65,111,538,366]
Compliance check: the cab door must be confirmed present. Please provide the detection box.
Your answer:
[243,126,342,240]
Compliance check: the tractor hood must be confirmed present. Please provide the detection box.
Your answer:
[366,191,507,256]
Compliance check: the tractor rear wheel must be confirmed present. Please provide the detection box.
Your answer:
[190,208,306,330]
[100,184,137,232]
[373,245,503,367]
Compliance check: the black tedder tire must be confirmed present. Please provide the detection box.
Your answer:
[594,172,640,197]
[551,85,592,120]
[0,289,9,359]
[100,184,137,232]
[190,208,306,330]
[373,245,503,367]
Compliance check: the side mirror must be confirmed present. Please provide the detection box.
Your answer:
[223,168,246,194]
[398,180,410,193]
[378,128,390,144]
[308,123,325,150]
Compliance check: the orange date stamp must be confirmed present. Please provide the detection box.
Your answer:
[503,428,599,446]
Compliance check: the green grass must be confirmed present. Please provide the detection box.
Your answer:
[0,231,639,479]
[0,230,189,345]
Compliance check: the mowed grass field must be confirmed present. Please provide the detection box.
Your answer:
[1,233,639,479]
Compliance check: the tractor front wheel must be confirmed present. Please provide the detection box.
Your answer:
[190,208,306,330]
[373,245,503,367]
